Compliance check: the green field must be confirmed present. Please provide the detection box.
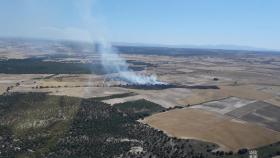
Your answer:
[114,99,165,119]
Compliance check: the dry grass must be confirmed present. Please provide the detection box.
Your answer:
[219,85,273,100]
[103,95,145,105]
[132,88,193,108]
[178,85,275,106]
[142,108,280,152]
[0,84,9,94]
[265,97,280,107]
[177,89,227,105]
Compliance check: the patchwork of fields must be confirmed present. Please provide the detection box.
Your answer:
[144,97,280,151]
[1,40,280,157]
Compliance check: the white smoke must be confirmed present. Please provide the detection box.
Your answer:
[98,41,164,85]
[74,0,164,85]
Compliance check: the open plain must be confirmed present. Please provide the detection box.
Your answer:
[142,108,280,152]
[1,39,280,156]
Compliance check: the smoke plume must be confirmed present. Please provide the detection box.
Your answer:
[77,0,164,85]
[98,41,164,85]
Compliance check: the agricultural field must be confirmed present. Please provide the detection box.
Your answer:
[143,107,280,152]
[1,39,280,157]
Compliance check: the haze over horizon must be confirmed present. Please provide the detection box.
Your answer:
[0,0,279,50]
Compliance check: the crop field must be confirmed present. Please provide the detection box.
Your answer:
[1,40,280,157]
[143,96,280,152]
[226,101,280,132]
[143,108,280,152]
[191,97,255,114]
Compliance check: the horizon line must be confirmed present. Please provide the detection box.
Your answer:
[0,36,279,52]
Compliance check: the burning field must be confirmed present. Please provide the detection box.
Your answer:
[114,83,219,90]
[98,42,165,85]
[1,39,280,156]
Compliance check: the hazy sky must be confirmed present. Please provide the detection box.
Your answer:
[0,0,279,49]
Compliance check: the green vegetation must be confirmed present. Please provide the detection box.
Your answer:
[0,58,93,74]
[0,58,145,75]
[126,60,157,67]
[0,93,82,157]
[114,99,165,119]
[253,142,280,158]
[93,92,136,101]
[0,92,279,158]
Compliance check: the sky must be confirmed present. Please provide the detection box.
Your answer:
[0,0,279,50]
